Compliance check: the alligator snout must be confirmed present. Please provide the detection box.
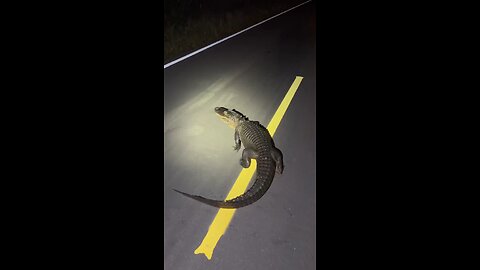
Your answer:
[215,107,228,114]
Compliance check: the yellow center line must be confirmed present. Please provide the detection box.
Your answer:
[194,76,304,260]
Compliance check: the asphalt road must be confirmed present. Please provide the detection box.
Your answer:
[164,2,316,269]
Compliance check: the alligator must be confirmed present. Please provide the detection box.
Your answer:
[173,106,284,208]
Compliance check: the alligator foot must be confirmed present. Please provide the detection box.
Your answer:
[241,148,257,168]
[240,158,250,168]
[271,147,284,174]
[276,165,284,175]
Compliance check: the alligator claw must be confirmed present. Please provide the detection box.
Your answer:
[233,145,240,151]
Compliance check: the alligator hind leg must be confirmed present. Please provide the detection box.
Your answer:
[271,147,284,174]
[240,148,258,168]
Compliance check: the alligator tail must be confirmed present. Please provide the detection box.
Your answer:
[173,156,276,208]
[173,189,234,208]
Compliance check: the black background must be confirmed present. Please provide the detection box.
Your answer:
[5,0,461,267]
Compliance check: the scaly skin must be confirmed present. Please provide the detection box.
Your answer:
[173,107,284,208]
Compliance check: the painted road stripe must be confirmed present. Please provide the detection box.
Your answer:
[163,0,312,69]
[194,76,304,260]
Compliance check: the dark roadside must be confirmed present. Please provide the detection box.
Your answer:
[164,0,306,64]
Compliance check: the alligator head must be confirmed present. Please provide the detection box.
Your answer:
[214,107,248,128]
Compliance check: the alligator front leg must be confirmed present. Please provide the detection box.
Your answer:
[240,148,258,168]
[271,147,284,174]
[233,129,241,151]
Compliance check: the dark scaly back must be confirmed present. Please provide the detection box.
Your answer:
[222,121,276,207]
